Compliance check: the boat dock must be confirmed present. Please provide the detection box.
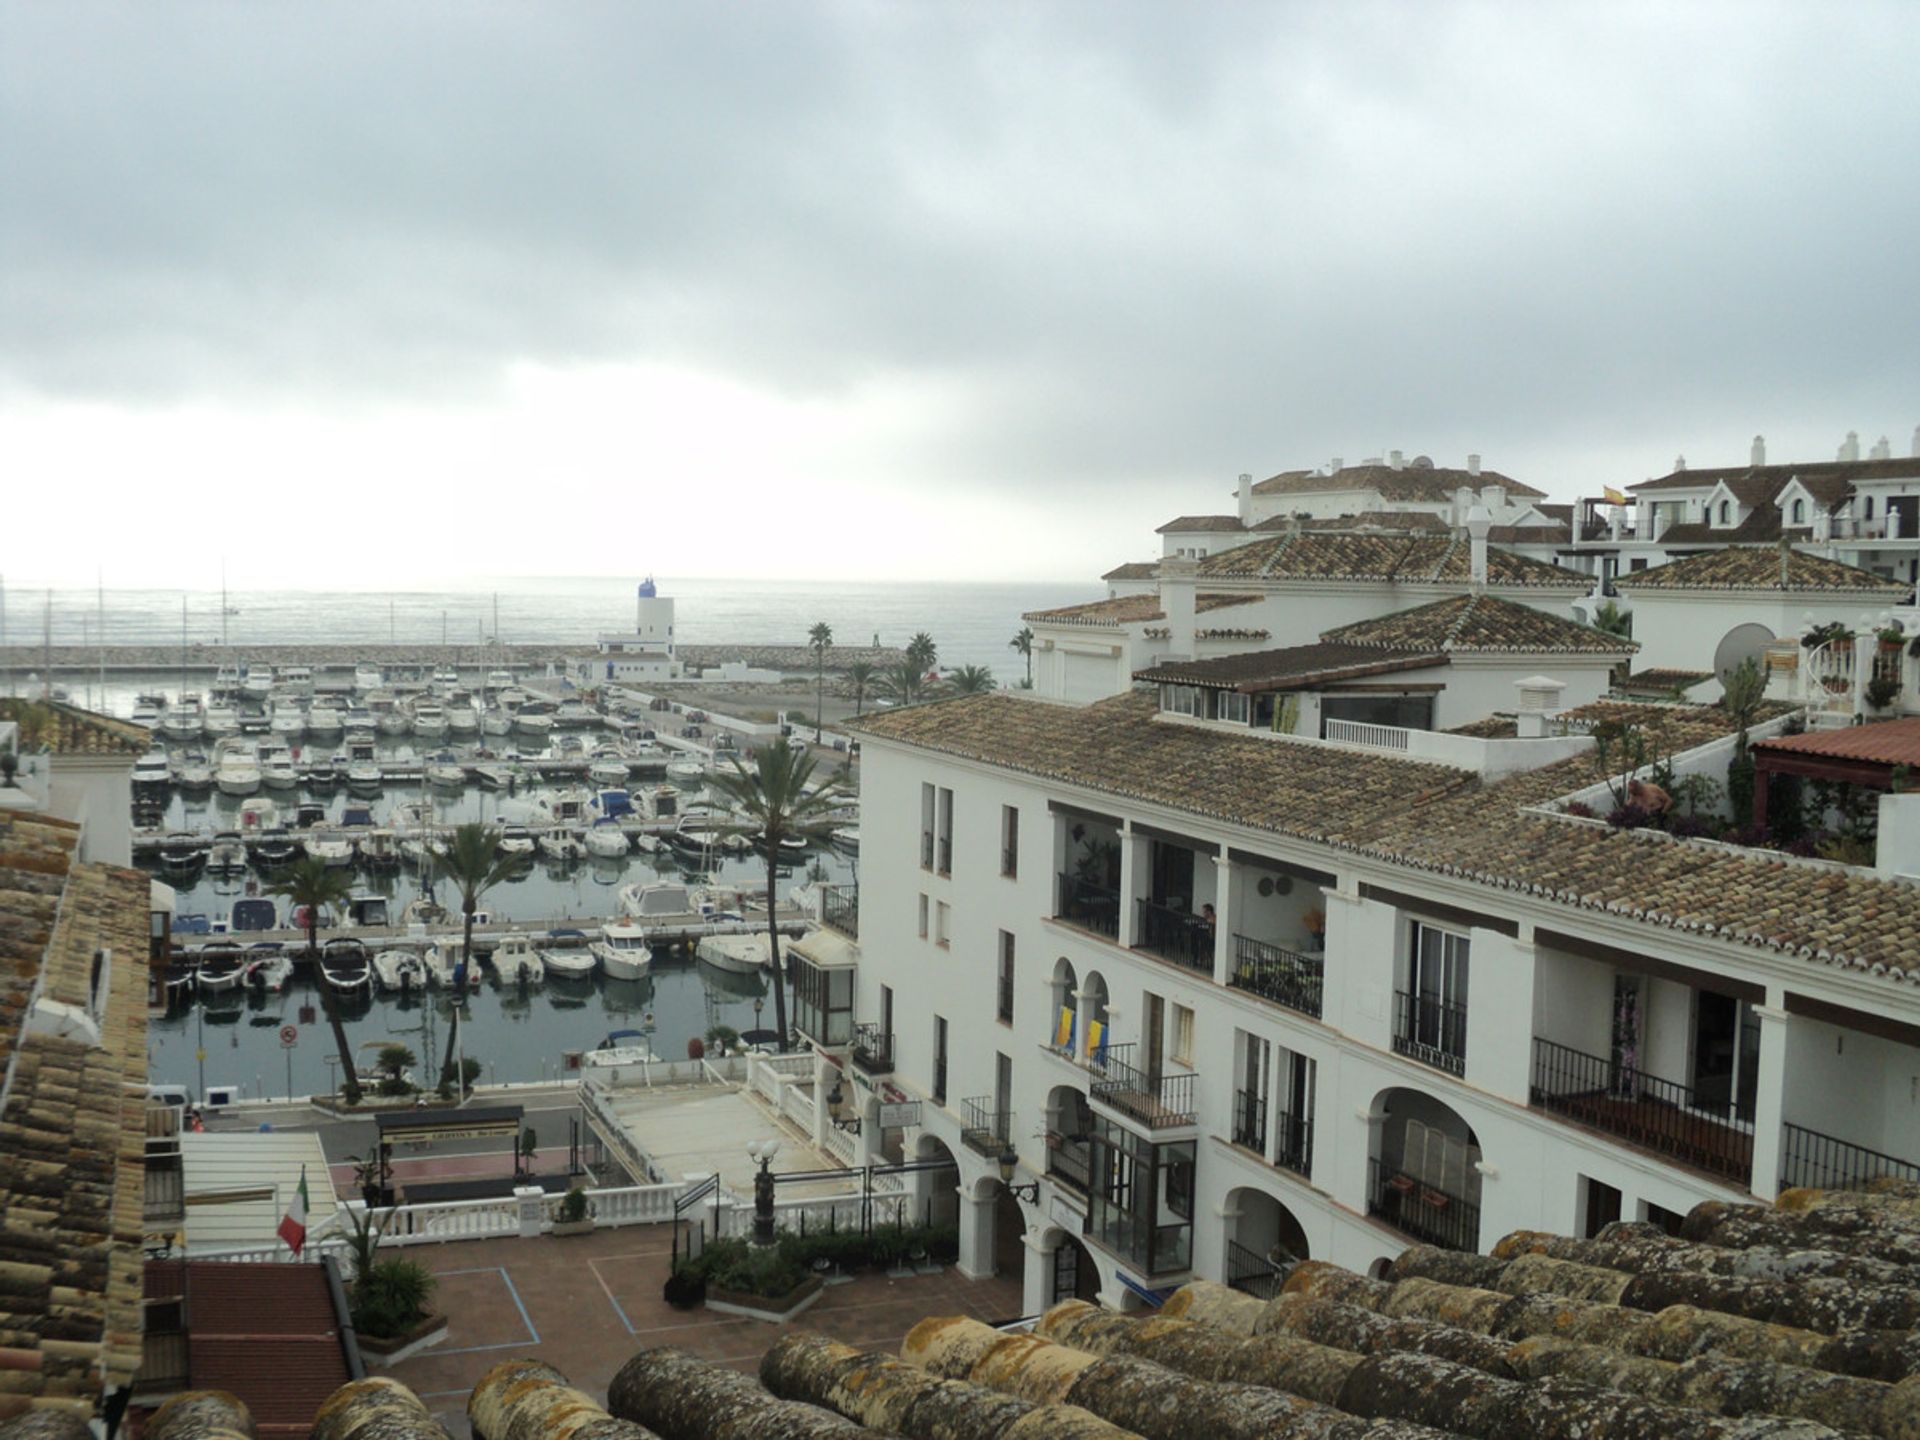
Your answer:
[164,908,811,957]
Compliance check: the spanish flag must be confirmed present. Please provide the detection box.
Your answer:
[1602,486,1629,506]
[1054,1005,1076,1052]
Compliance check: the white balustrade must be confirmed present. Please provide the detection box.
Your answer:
[1324,718,1412,751]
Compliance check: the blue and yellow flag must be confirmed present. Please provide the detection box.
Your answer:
[1054,1005,1076,1051]
[1088,1018,1107,1066]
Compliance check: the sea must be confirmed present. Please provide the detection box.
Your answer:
[90,575,1100,1101]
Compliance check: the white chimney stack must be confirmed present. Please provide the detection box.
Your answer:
[1870,436,1891,461]
[1330,456,1344,475]
[1466,453,1481,477]
[1464,503,1493,591]
[1839,430,1861,462]
[1674,454,1687,472]
[1236,471,1253,521]
[1911,425,1920,459]
[1750,434,1765,466]
[1158,555,1199,660]
[1513,674,1568,738]
[1389,449,1405,470]
[1453,486,1474,525]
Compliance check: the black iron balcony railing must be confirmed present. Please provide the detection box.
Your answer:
[1225,1237,1289,1300]
[1530,1038,1754,1183]
[1135,898,1214,974]
[1273,1104,1313,1180]
[1393,990,1468,1076]
[961,1097,1012,1157]
[921,831,935,869]
[1046,1129,1092,1192]
[937,835,952,876]
[1232,1087,1266,1153]
[1367,1157,1480,1253]
[1779,1121,1920,1194]
[1056,872,1121,940]
[1230,935,1324,1019]
[851,1023,893,1075]
[821,884,859,939]
[1088,1042,1197,1129]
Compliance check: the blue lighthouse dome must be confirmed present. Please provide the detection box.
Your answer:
[637,577,657,599]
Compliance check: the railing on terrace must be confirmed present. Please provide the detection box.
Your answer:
[1088,1043,1197,1129]
[1231,935,1324,1018]
[1135,898,1213,973]
[1367,1158,1480,1253]
[1324,718,1412,751]
[1225,1238,1288,1301]
[1392,990,1468,1077]
[135,1330,190,1392]
[851,1023,894,1075]
[1780,1122,1920,1193]
[1530,1038,1754,1184]
[1046,1130,1091,1192]
[961,1097,1012,1157]
[1056,872,1122,940]
[821,884,859,938]
[1274,1104,1313,1180]
[1232,1088,1266,1153]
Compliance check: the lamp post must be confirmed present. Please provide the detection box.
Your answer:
[753,995,764,1048]
[997,1142,1038,1205]
[747,1138,781,1245]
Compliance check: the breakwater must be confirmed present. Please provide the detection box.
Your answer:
[0,642,906,676]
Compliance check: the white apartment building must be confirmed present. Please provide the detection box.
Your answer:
[794,681,1920,1317]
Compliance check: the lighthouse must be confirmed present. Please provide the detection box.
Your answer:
[580,576,682,686]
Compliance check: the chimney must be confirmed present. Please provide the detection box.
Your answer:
[1674,454,1687,472]
[1330,456,1344,474]
[1454,485,1474,525]
[1513,675,1567,739]
[1750,434,1765,467]
[1839,430,1861,462]
[1389,449,1404,470]
[1911,425,1920,459]
[1158,555,1199,660]
[1464,503,1493,591]
[1236,471,1253,521]
[1466,453,1481,477]
[1870,436,1891,460]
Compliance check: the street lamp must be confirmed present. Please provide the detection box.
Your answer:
[997,1143,1038,1204]
[747,1138,782,1245]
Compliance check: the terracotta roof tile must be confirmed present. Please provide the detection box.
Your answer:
[1617,547,1908,594]
[1099,561,1160,582]
[1134,642,1447,691]
[1153,515,1245,533]
[1198,532,1588,588]
[1253,462,1546,502]
[0,699,150,758]
[1320,594,1638,655]
[1751,716,1920,767]
[1022,593,1261,627]
[1631,455,1920,492]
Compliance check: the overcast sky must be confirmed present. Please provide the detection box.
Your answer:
[4,1,1918,588]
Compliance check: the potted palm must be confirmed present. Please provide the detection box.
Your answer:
[550,1186,596,1237]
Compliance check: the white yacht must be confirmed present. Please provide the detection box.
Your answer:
[269,700,305,739]
[514,703,555,739]
[584,820,629,860]
[171,748,214,789]
[160,697,204,741]
[446,698,481,735]
[548,786,593,825]
[204,700,241,739]
[830,826,860,853]
[485,668,515,691]
[236,795,281,832]
[373,947,428,994]
[306,697,345,739]
[432,664,460,688]
[490,932,542,985]
[369,693,410,737]
[131,695,165,730]
[537,827,585,862]
[539,943,595,982]
[354,662,384,693]
[278,665,314,693]
[357,831,399,871]
[308,835,356,868]
[588,748,629,787]
[481,706,513,738]
[497,824,536,859]
[133,749,173,789]
[666,758,705,784]
[425,751,466,788]
[411,699,449,739]
[194,946,249,994]
[345,735,382,794]
[214,739,262,796]
[422,941,482,990]
[590,921,652,980]
[257,739,299,790]
[696,932,776,975]
[244,951,294,992]
[242,665,274,701]
[207,831,248,873]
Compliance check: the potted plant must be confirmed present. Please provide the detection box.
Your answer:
[1880,625,1907,652]
[550,1185,596,1236]
[663,1264,707,1309]
[1301,907,1326,950]
[1866,675,1901,712]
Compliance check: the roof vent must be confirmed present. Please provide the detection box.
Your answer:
[1330,456,1344,474]
[1513,675,1567,738]
[1911,425,1920,459]
[1389,449,1405,470]
[1838,430,1861,462]
[1870,436,1891,461]
[1751,434,1765,466]
[1466,453,1481,477]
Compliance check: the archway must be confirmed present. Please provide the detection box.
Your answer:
[1042,1227,1101,1305]
[1048,958,1078,1053]
[1224,1185,1309,1298]
[1367,1086,1482,1252]
[911,1132,961,1230]
[1044,1084,1094,1192]
[1079,970,1111,1057]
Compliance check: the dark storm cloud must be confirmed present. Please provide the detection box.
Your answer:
[4,0,1919,498]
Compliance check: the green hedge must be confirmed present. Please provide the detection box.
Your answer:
[682,1222,960,1298]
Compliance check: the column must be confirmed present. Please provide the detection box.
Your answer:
[1118,825,1147,948]
[1021,1228,1053,1316]
[853,1096,874,1169]
[1748,1003,1790,1202]
[1852,619,1874,720]
[810,1050,830,1152]
[956,1186,997,1280]
[1211,854,1235,989]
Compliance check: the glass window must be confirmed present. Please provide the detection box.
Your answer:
[1001,804,1019,878]
[918,894,929,939]
[1217,691,1250,725]
[937,787,954,875]
[935,900,951,947]
[997,931,1015,1024]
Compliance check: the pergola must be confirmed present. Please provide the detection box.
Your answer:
[1749,718,1920,829]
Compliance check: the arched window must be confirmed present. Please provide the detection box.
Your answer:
[1791,498,1805,524]
[1718,500,1730,525]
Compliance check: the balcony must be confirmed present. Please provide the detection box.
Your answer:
[1230,935,1324,1019]
[962,1097,1012,1158]
[1135,898,1213,974]
[821,884,859,939]
[1780,1122,1920,1193]
[1232,1088,1266,1152]
[1273,1104,1313,1180]
[1530,1038,1753,1184]
[850,1023,893,1076]
[1056,872,1121,941]
[1392,990,1467,1076]
[1367,1157,1480,1252]
[1225,1237,1288,1300]
[1088,1043,1197,1130]
[1046,1129,1091,1192]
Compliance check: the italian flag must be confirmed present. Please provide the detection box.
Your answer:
[278,1166,309,1256]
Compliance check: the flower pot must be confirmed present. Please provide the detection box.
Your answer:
[550,1218,595,1237]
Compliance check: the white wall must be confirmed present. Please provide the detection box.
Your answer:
[1615,591,1883,675]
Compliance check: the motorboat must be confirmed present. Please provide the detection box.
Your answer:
[584,820,629,860]
[472,762,513,790]
[207,831,248,874]
[225,897,279,934]
[214,739,261,797]
[399,830,437,868]
[555,699,597,726]
[204,700,241,739]
[257,739,299,789]
[248,829,302,870]
[421,941,480,990]
[319,941,372,996]
[629,832,661,855]
[170,748,214,789]
[372,947,427,994]
[345,736,382,794]
[339,803,376,829]
[425,751,466,788]
[590,921,652,980]
[159,833,205,876]
[399,895,452,928]
[432,664,460,688]
[242,665,274,701]
[548,786,592,824]
[348,892,391,927]
[830,826,860,853]
[589,787,634,822]
[357,832,400,872]
[277,665,313,693]
[757,831,808,859]
[618,880,696,920]
[195,943,249,993]
[287,898,337,931]
[588,748,629,787]
[490,932,542,985]
[266,700,304,740]
[159,697,204,741]
[718,832,754,856]
[306,698,345,739]
[497,825,535,859]
[369,694,410,737]
[666,758,704,784]
[411,699,449,739]
[514,703,555,739]
[131,695,165,729]
[159,958,197,1006]
[133,749,173,789]
[293,801,327,829]
[244,950,294,992]
[695,932,776,975]
[485,668,515,691]
[481,707,513,738]
[309,834,355,868]
[354,662,383,692]
[237,796,281,832]
[539,941,595,982]
[642,785,678,819]
[537,828,585,863]
[446,699,480,735]
[302,763,339,793]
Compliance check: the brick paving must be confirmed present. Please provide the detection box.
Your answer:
[381,1223,1026,1438]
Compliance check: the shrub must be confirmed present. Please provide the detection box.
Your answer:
[1667,813,1714,839]
[1866,676,1901,711]
[1606,804,1651,830]
[1562,801,1597,819]
[353,1258,435,1338]
[557,1186,593,1224]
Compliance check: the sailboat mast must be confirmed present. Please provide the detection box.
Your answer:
[97,570,106,714]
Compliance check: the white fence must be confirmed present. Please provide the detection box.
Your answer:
[1324,718,1411,751]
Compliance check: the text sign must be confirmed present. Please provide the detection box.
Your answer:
[877,1101,922,1130]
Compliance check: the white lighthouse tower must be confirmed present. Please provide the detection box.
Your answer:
[580,576,682,687]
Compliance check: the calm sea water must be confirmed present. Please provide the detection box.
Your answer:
[5,575,1096,683]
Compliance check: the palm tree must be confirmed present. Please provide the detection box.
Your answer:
[846,660,876,717]
[808,621,833,742]
[948,664,995,694]
[267,858,361,1103]
[705,741,843,1050]
[1592,600,1632,638]
[1009,626,1034,688]
[431,822,520,1093]
[881,659,927,707]
[906,632,938,675]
